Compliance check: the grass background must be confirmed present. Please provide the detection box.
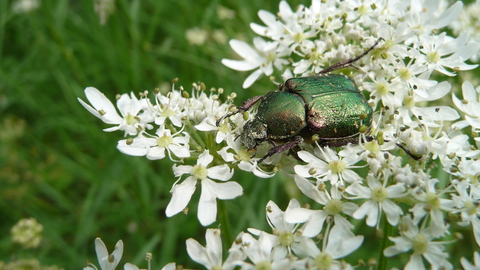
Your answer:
[0,0,478,269]
[0,0,306,268]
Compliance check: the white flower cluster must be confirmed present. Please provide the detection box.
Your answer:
[78,83,247,227]
[79,0,480,269]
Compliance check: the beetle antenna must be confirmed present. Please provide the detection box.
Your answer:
[319,37,383,74]
[216,95,264,126]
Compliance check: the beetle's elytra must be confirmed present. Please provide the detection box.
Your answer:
[218,38,383,163]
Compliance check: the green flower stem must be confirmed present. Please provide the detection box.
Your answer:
[377,216,393,270]
[184,120,206,149]
[217,200,233,250]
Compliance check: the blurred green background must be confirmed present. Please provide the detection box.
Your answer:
[0,0,307,268]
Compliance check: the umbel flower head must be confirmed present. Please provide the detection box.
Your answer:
[79,0,480,268]
[10,217,43,249]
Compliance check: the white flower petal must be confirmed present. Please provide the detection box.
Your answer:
[146,146,167,160]
[352,201,373,221]
[405,254,426,270]
[250,22,269,36]
[205,229,222,264]
[302,211,328,238]
[221,59,259,71]
[186,238,210,267]
[412,106,459,122]
[124,263,139,270]
[430,1,462,29]
[80,87,123,124]
[209,180,243,200]
[382,200,403,225]
[165,177,197,217]
[95,238,123,270]
[198,150,214,166]
[169,144,191,158]
[294,175,329,204]
[243,69,263,88]
[327,225,363,259]
[207,164,234,181]
[117,139,150,157]
[161,263,176,270]
[198,180,218,226]
[229,39,260,60]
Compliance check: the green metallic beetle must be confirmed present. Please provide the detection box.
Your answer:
[218,38,383,163]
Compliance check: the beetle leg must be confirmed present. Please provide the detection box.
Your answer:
[318,135,373,147]
[258,136,304,163]
[395,143,422,160]
[216,95,264,126]
[266,139,278,146]
[318,37,383,74]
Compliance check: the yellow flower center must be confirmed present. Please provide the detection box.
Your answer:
[426,51,440,63]
[314,252,333,270]
[157,133,173,148]
[161,108,176,118]
[125,113,137,125]
[402,95,415,109]
[278,231,295,247]
[293,32,305,43]
[324,198,343,215]
[328,160,346,174]
[412,233,428,254]
[192,164,208,180]
[376,81,389,96]
[465,200,478,216]
[398,67,412,81]
[365,141,380,155]
[371,186,388,202]
[255,261,272,270]
[425,192,440,210]
[218,123,229,133]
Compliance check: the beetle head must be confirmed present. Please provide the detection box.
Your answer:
[240,118,268,150]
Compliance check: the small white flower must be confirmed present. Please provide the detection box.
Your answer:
[384,216,452,270]
[300,225,363,270]
[12,0,40,13]
[187,229,245,270]
[154,90,187,128]
[461,251,480,270]
[222,37,289,88]
[250,199,314,258]
[346,174,405,227]
[78,87,149,136]
[85,238,123,270]
[124,262,176,270]
[237,232,292,270]
[218,134,276,178]
[291,40,328,74]
[418,33,480,76]
[195,102,233,144]
[285,175,358,237]
[117,127,190,160]
[396,81,459,127]
[165,150,242,226]
[410,179,454,237]
[405,1,463,42]
[217,5,235,20]
[295,146,363,186]
[451,180,480,247]
[186,28,208,45]
[453,81,480,131]
[447,157,480,183]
